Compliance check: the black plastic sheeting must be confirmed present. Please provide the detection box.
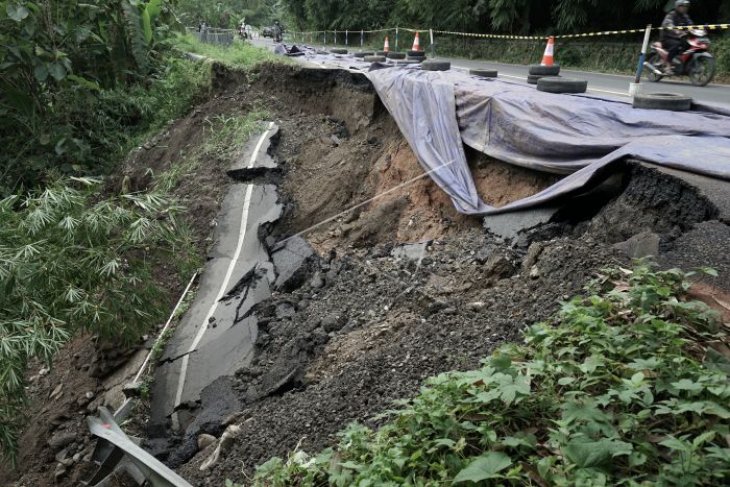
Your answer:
[284,47,730,215]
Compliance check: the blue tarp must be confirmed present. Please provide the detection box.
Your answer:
[286,48,730,215]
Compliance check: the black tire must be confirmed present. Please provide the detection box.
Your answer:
[406,55,426,62]
[330,48,348,54]
[364,55,386,63]
[407,50,425,57]
[353,51,374,58]
[395,60,421,65]
[688,55,716,87]
[387,52,406,59]
[421,60,450,71]
[644,52,664,83]
[470,69,498,78]
[527,74,557,85]
[632,93,692,111]
[537,77,587,94]
[376,50,388,56]
[528,64,561,76]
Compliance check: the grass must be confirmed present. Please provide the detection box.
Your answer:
[238,263,730,486]
[172,33,289,70]
[202,110,271,157]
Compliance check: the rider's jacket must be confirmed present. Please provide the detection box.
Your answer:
[661,10,693,40]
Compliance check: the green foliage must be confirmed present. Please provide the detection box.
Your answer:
[280,0,727,35]
[172,32,286,69]
[0,176,194,460]
[174,0,282,28]
[203,111,272,157]
[247,264,730,486]
[1,51,210,192]
[0,0,191,191]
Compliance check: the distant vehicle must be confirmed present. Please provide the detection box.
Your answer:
[645,28,716,86]
[262,26,274,38]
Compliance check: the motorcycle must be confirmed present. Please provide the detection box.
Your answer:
[644,28,716,86]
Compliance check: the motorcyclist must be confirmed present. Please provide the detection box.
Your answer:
[661,0,693,73]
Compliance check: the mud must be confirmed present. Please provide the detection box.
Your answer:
[6,62,730,487]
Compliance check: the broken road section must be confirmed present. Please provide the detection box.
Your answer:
[150,123,316,456]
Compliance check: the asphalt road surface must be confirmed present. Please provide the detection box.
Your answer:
[254,37,730,107]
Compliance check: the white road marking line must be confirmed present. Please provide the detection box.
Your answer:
[456,67,630,98]
[172,122,275,429]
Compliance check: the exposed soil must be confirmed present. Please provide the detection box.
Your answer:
[5,62,730,487]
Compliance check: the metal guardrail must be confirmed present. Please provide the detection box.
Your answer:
[83,408,193,487]
[189,27,235,46]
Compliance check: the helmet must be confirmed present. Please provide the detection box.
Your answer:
[675,0,690,7]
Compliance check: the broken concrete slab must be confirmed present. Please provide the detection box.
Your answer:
[483,206,561,240]
[271,235,316,291]
[640,162,730,222]
[613,231,661,259]
[391,242,429,262]
[228,123,279,178]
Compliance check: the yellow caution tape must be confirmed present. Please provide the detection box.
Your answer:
[290,24,729,41]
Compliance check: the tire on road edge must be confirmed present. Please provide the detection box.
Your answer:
[632,93,692,111]
[422,60,451,71]
[529,64,561,76]
[330,48,348,54]
[353,51,374,58]
[536,77,588,94]
[387,52,406,59]
[528,74,559,85]
[470,69,498,78]
[364,55,387,63]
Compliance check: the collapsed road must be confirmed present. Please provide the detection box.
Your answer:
[19,51,724,486]
[148,121,315,462]
[131,53,730,479]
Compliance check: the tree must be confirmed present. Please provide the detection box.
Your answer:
[0,0,180,191]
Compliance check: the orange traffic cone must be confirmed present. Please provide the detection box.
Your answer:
[411,32,421,52]
[541,36,555,66]
[383,36,390,52]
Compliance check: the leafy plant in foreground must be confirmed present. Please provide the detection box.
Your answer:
[0,177,189,460]
[246,264,730,486]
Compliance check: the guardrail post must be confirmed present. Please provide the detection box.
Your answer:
[346,29,348,46]
[631,24,653,96]
[430,28,435,58]
[361,29,364,48]
[396,26,399,51]
[335,29,337,45]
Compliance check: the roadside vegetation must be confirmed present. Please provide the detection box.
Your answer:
[174,33,285,69]
[279,0,729,36]
[0,0,277,462]
[243,264,730,486]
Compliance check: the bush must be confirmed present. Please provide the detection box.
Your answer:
[246,264,730,486]
[0,177,192,460]
[0,55,211,193]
